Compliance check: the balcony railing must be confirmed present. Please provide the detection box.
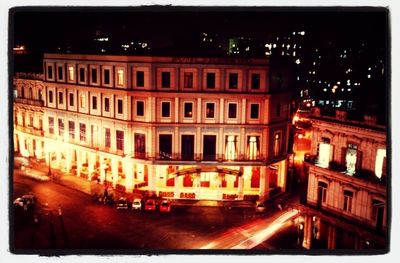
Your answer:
[15,72,44,80]
[304,154,386,186]
[14,97,44,107]
[15,125,44,136]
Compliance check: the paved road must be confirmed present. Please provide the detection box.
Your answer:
[12,171,260,251]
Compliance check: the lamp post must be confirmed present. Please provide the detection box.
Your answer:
[48,151,52,177]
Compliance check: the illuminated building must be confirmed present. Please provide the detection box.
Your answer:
[302,107,387,249]
[13,53,291,202]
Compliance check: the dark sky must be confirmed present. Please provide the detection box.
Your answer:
[10,6,388,51]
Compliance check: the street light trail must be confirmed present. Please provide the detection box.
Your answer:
[232,209,299,249]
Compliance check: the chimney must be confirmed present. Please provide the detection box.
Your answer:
[364,114,377,125]
[335,109,347,120]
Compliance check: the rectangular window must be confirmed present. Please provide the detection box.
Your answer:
[206,72,215,89]
[161,101,171,118]
[159,134,172,159]
[48,90,53,103]
[184,102,193,118]
[343,190,353,213]
[117,99,123,114]
[136,101,144,116]
[251,73,260,90]
[318,139,331,168]
[346,143,358,175]
[104,69,110,85]
[47,65,53,79]
[80,123,86,142]
[68,121,75,139]
[58,119,64,137]
[318,182,328,205]
[161,72,171,88]
[69,93,74,107]
[91,68,97,83]
[228,103,237,119]
[136,71,144,87]
[225,135,238,161]
[184,72,193,88]
[116,130,124,151]
[58,66,63,80]
[247,136,260,160]
[68,66,74,81]
[92,96,97,110]
[203,135,216,160]
[48,117,54,134]
[229,73,238,89]
[206,103,215,118]
[181,135,194,161]
[104,97,110,112]
[117,69,124,85]
[79,68,85,82]
[80,94,86,108]
[58,92,63,104]
[250,104,260,119]
[273,133,281,157]
[134,133,146,159]
[104,128,111,148]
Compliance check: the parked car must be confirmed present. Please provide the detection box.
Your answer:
[159,200,172,212]
[14,157,32,170]
[131,198,142,211]
[116,197,129,210]
[144,199,157,211]
[255,201,267,213]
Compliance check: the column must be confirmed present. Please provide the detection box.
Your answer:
[241,98,247,124]
[88,152,96,181]
[151,126,156,159]
[174,97,179,123]
[218,127,223,160]
[147,165,156,191]
[278,160,287,192]
[174,127,179,159]
[219,98,224,123]
[56,149,62,169]
[65,148,71,173]
[197,98,202,123]
[238,176,244,200]
[195,173,201,199]
[100,157,106,184]
[196,126,201,160]
[125,158,133,192]
[111,158,119,187]
[259,166,269,201]
[264,98,270,124]
[239,127,245,160]
[174,175,180,198]
[302,214,313,249]
[327,225,337,249]
[76,150,82,177]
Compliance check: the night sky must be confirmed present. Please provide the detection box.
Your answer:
[10,7,388,52]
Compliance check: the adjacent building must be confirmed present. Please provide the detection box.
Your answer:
[13,53,291,202]
[302,107,387,249]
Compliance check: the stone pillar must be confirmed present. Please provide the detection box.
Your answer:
[196,126,201,160]
[259,166,269,201]
[111,158,119,187]
[218,127,223,160]
[56,149,62,169]
[88,152,96,181]
[125,158,133,192]
[197,98,202,123]
[241,98,246,124]
[100,158,106,184]
[239,127,245,160]
[219,98,224,123]
[65,148,71,173]
[174,126,179,159]
[151,126,156,159]
[238,176,244,200]
[174,175,180,198]
[327,225,337,249]
[147,165,155,191]
[174,97,179,123]
[76,150,82,177]
[302,214,313,249]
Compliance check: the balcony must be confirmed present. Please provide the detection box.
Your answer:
[15,97,44,107]
[15,125,44,136]
[304,154,386,186]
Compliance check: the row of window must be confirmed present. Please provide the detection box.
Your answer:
[48,116,282,160]
[317,181,385,221]
[48,89,268,120]
[46,63,264,91]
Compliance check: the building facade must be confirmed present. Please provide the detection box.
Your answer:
[14,54,291,201]
[302,108,387,249]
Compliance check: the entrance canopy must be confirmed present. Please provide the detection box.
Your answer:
[168,166,243,179]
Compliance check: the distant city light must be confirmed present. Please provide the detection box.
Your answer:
[348,88,352,91]
[299,31,305,35]
[367,74,371,78]
[295,59,301,65]
[323,88,327,92]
